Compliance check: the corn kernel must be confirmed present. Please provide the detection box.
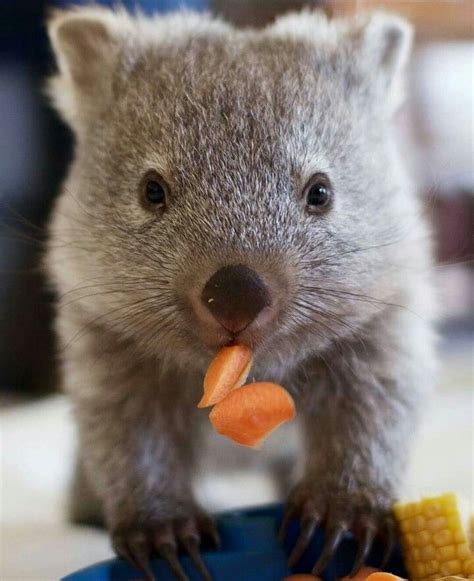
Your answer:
[425,560,438,575]
[405,502,419,518]
[447,514,463,529]
[412,562,425,577]
[465,557,474,574]
[439,559,462,576]
[413,515,427,532]
[420,545,437,560]
[417,530,432,546]
[422,500,441,518]
[400,519,411,533]
[457,543,471,558]
[428,516,448,532]
[438,545,456,560]
[433,529,454,547]
[440,493,458,513]
[405,532,416,546]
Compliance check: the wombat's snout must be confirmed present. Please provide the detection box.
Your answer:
[201,265,271,334]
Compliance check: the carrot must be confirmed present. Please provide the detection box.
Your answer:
[209,382,295,447]
[366,574,406,581]
[339,567,379,580]
[198,344,253,408]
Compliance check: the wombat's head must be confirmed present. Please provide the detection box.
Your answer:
[47,7,417,372]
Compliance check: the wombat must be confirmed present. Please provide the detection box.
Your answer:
[45,6,436,580]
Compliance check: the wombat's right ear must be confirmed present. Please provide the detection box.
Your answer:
[46,8,126,130]
[350,12,414,113]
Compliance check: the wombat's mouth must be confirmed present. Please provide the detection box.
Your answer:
[193,302,277,354]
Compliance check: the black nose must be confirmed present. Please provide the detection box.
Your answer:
[201,265,271,333]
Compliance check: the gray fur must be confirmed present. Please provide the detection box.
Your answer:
[45,6,436,552]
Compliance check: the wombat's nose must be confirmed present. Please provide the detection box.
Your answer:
[201,265,271,333]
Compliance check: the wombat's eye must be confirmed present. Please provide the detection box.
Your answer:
[303,173,333,214]
[140,171,168,210]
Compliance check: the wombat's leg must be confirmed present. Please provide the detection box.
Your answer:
[62,330,217,581]
[280,314,433,576]
[69,453,104,528]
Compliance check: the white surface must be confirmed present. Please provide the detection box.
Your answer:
[413,42,474,192]
[1,351,472,581]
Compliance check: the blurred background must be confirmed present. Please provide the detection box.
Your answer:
[0,1,472,579]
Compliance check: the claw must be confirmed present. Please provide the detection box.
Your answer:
[125,540,155,581]
[381,516,396,567]
[278,503,297,543]
[112,531,132,563]
[349,526,375,577]
[182,535,213,581]
[287,515,320,567]
[311,524,346,576]
[112,531,155,581]
[156,542,189,581]
[199,514,221,550]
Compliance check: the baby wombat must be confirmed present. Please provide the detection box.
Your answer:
[46,6,436,580]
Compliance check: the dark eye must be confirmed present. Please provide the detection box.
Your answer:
[303,173,333,213]
[140,171,168,210]
[145,180,166,204]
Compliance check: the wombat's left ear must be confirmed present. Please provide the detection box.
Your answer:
[353,11,414,113]
[46,7,127,130]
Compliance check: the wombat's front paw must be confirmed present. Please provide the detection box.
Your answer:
[278,480,396,577]
[111,509,220,581]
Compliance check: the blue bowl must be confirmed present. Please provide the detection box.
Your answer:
[63,503,407,581]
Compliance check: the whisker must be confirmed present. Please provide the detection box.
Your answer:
[297,284,424,320]
[58,295,169,354]
[293,298,369,358]
[56,277,170,303]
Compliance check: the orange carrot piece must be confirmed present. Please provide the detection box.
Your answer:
[339,567,379,580]
[198,344,253,408]
[209,382,295,447]
[366,573,406,581]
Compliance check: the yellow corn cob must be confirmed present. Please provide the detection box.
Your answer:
[393,493,474,581]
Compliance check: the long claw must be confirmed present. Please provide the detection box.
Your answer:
[311,525,346,576]
[112,532,132,563]
[182,536,213,581]
[288,516,319,568]
[278,503,296,543]
[199,515,221,550]
[156,543,189,581]
[112,531,155,581]
[381,517,396,567]
[125,539,155,581]
[349,526,375,577]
